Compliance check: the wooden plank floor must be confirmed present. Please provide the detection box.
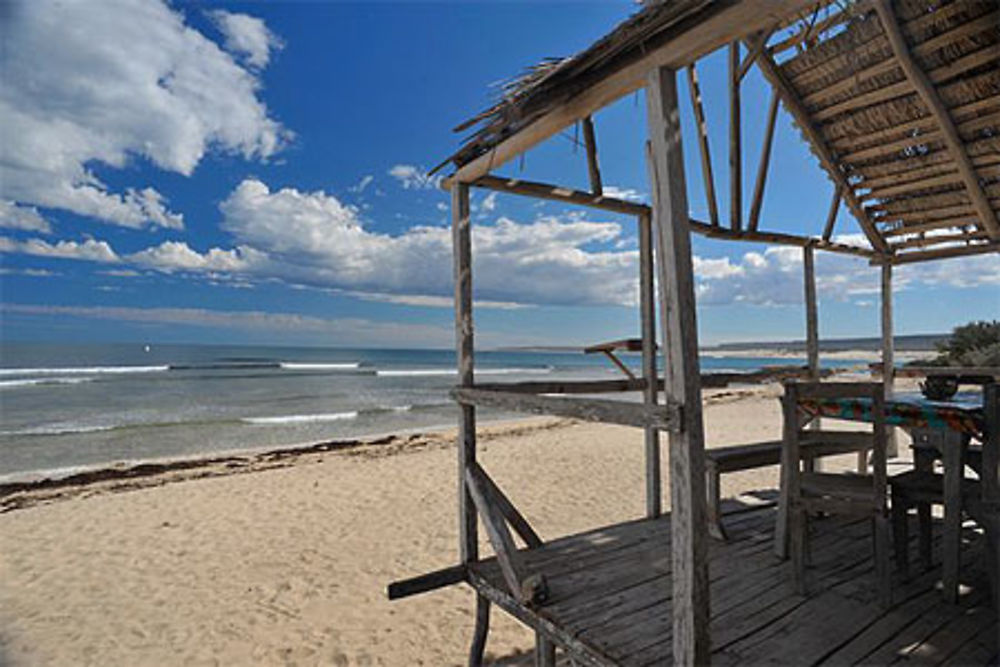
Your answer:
[470,491,997,666]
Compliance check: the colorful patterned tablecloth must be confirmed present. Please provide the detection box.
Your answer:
[798,391,984,438]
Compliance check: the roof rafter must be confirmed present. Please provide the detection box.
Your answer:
[753,45,888,253]
[872,0,1000,241]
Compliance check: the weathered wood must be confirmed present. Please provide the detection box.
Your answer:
[535,632,556,667]
[882,241,999,265]
[471,174,647,216]
[688,217,877,258]
[601,350,637,380]
[821,186,840,241]
[582,116,603,197]
[754,47,888,253]
[444,0,817,187]
[465,465,529,603]
[872,0,1000,240]
[687,64,720,228]
[451,387,678,431]
[474,463,543,549]
[469,594,490,667]
[473,378,645,395]
[748,90,779,232]
[646,65,710,666]
[639,211,661,519]
[388,564,467,600]
[803,245,819,381]
[729,41,742,232]
[881,262,897,457]
[453,182,478,566]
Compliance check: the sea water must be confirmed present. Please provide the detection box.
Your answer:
[0,342,868,479]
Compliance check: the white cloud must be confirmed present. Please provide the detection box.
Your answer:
[388,165,442,190]
[481,191,498,213]
[0,267,58,277]
[602,186,645,202]
[127,241,264,273]
[208,10,282,69]
[349,175,375,194]
[0,0,288,229]
[0,201,51,233]
[0,236,119,263]
[0,303,454,348]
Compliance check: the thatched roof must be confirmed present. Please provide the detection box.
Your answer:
[440,0,1000,262]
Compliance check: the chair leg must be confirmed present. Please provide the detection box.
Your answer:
[874,513,892,609]
[468,594,490,667]
[791,504,808,596]
[891,494,910,579]
[917,501,933,571]
[706,467,727,541]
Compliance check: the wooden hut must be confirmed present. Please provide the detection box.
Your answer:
[389,1,999,664]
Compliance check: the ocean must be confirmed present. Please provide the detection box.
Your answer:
[0,342,869,480]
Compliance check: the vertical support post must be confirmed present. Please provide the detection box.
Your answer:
[803,245,819,381]
[639,211,661,518]
[453,182,490,667]
[728,42,742,232]
[881,262,897,457]
[687,65,720,228]
[646,66,711,666]
[582,116,603,197]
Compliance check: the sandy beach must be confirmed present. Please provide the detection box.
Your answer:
[0,383,901,666]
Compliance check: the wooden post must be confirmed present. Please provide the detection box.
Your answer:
[803,245,819,381]
[803,245,820,472]
[646,65,711,666]
[729,42,742,232]
[881,262,898,458]
[453,182,490,666]
[582,116,603,197]
[639,211,661,518]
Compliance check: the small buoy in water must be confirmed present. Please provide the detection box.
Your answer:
[144,344,151,352]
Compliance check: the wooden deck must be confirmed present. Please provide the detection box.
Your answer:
[470,492,997,666]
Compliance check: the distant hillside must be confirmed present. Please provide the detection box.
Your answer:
[706,334,946,353]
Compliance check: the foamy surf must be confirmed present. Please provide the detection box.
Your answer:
[0,377,94,389]
[241,412,360,425]
[279,362,361,370]
[0,365,169,376]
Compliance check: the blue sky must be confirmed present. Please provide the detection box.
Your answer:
[1,0,996,349]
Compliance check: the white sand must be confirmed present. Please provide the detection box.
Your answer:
[0,384,899,666]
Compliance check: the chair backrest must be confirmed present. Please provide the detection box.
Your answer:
[781,381,888,507]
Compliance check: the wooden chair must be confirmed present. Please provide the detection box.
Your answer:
[781,381,891,607]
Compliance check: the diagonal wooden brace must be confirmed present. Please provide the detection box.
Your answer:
[465,464,548,605]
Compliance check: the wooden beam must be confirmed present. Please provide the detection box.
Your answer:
[889,230,990,251]
[881,261,897,456]
[582,116,603,196]
[737,30,769,81]
[464,465,530,603]
[452,182,477,566]
[387,564,467,600]
[822,186,841,241]
[451,387,679,431]
[748,89,780,232]
[754,46,888,253]
[471,175,647,216]
[729,41,742,232]
[473,378,645,394]
[872,0,999,240]
[443,0,818,186]
[639,211,661,518]
[688,218,877,258]
[876,241,999,265]
[601,350,637,380]
[687,64,720,228]
[646,65,710,666]
[803,245,819,381]
[473,464,543,549]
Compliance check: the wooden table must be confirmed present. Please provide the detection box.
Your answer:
[798,390,994,604]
